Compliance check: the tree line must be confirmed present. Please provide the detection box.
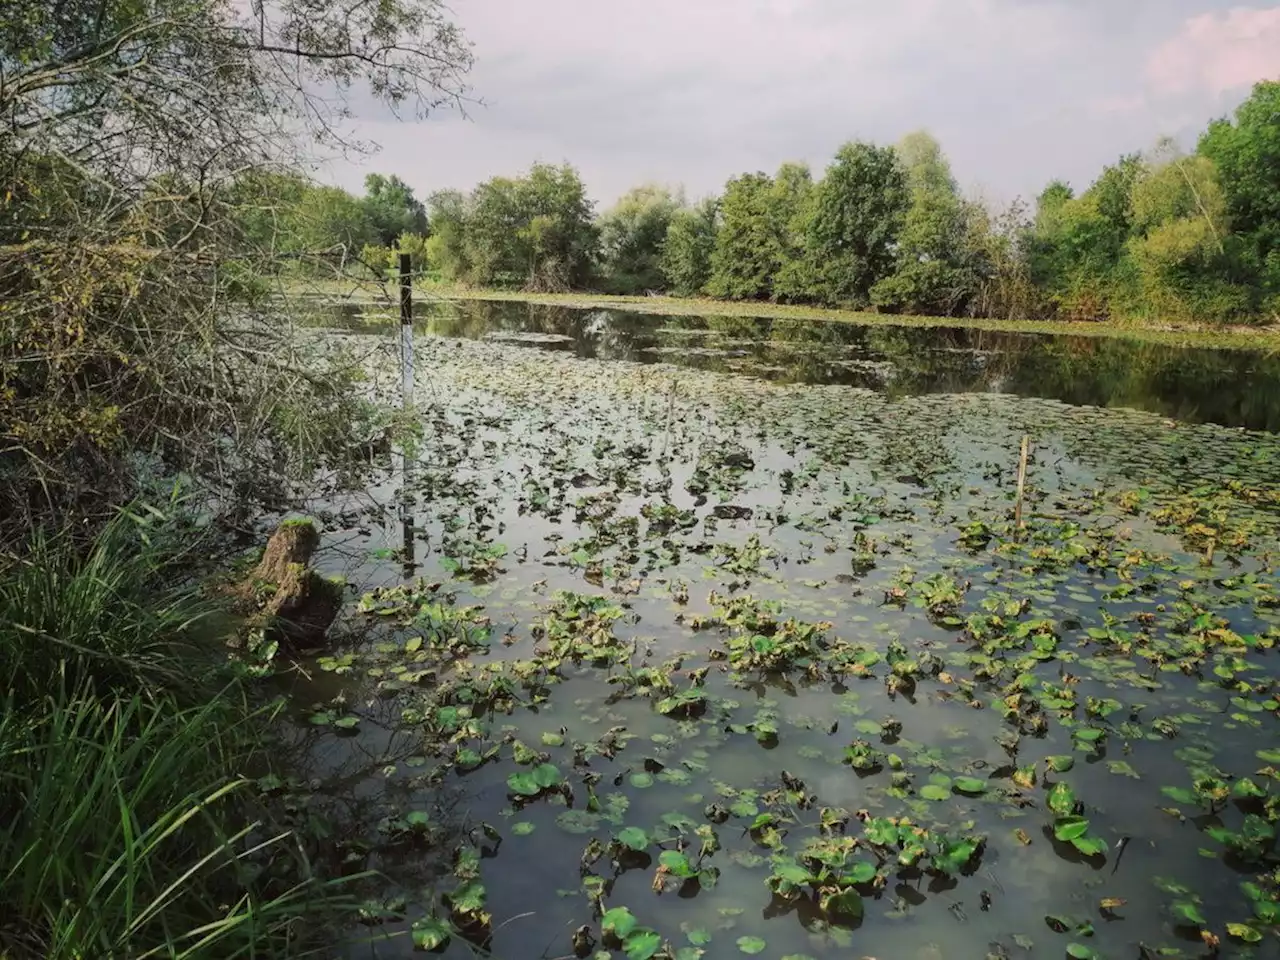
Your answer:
[287,81,1279,326]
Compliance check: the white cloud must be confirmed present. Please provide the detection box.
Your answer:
[1147,6,1280,96]
[319,1,1270,205]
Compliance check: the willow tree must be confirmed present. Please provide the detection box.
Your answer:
[0,0,472,538]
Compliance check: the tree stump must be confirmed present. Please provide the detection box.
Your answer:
[241,519,343,648]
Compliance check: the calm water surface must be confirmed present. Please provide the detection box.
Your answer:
[317,296,1280,431]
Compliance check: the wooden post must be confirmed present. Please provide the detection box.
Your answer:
[1014,435,1030,533]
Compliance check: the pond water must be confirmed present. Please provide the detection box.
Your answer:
[268,298,1280,960]
[318,297,1280,431]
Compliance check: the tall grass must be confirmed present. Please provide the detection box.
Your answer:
[0,510,217,706]
[0,509,342,959]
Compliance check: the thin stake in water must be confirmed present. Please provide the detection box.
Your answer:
[1014,435,1030,534]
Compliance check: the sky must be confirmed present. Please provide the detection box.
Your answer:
[319,0,1280,209]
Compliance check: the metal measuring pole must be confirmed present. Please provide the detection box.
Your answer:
[397,251,417,576]
[399,252,414,404]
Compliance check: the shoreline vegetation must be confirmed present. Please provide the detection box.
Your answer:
[275,81,1280,334]
[0,0,471,953]
[289,277,1280,351]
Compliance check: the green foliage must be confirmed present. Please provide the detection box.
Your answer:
[1200,81,1280,313]
[661,198,719,296]
[463,163,598,291]
[0,508,214,707]
[790,142,909,306]
[598,185,684,294]
[361,173,428,247]
[1124,149,1243,323]
[0,512,341,958]
[871,131,979,315]
[425,188,471,280]
[706,173,786,300]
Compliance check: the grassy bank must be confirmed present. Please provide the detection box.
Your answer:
[0,510,340,959]
[285,276,1280,351]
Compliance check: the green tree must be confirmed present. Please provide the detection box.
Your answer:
[1,0,472,531]
[1026,164,1138,320]
[871,131,977,315]
[1125,145,1243,322]
[963,195,1038,320]
[791,142,908,306]
[660,197,719,296]
[597,185,684,294]
[706,173,783,300]
[362,174,428,247]
[461,164,596,291]
[1199,81,1280,313]
[768,162,817,302]
[425,189,470,281]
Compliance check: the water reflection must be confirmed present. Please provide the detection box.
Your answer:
[313,297,1280,432]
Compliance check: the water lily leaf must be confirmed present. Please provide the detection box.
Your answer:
[1048,782,1077,816]
[411,916,451,950]
[511,821,535,836]
[685,927,712,945]
[1066,944,1100,959]
[624,929,662,960]
[617,826,649,851]
[449,881,486,915]
[507,772,541,796]
[555,810,601,834]
[1070,835,1108,857]
[770,860,813,887]
[1255,899,1280,924]
[659,850,696,877]
[842,860,878,884]
[1171,900,1206,927]
[920,784,951,801]
[1161,786,1196,804]
[512,740,539,764]
[1053,816,1091,842]
[1106,761,1140,779]
[532,763,561,788]
[1257,748,1280,764]
[933,837,980,875]
[602,906,638,939]
[737,936,767,954]
[822,887,864,919]
[1226,922,1261,943]
[953,776,987,795]
[1232,778,1265,798]
[1045,755,1075,773]
[630,772,655,789]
